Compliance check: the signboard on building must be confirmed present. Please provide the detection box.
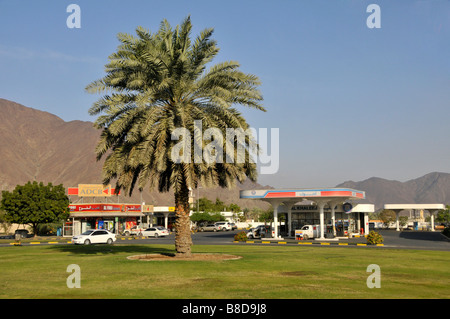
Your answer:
[68,204,142,213]
[142,205,154,213]
[67,185,121,197]
[78,184,112,197]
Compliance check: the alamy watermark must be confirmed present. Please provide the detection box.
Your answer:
[66,264,81,288]
[66,4,81,29]
[366,4,381,29]
[366,264,381,288]
[171,120,279,175]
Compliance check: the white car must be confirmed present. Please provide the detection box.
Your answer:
[215,222,232,231]
[142,226,170,238]
[72,229,116,245]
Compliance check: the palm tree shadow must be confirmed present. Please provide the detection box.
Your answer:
[49,244,176,255]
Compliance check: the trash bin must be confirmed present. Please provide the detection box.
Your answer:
[413,222,418,231]
[57,227,62,236]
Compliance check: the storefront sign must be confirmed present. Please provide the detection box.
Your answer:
[78,184,112,197]
[68,186,121,196]
[69,204,142,213]
[142,205,154,213]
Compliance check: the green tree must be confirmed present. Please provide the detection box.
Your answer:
[85,17,264,257]
[436,205,450,224]
[228,203,241,213]
[190,211,224,225]
[399,216,409,229]
[379,209,396,229]
[0,182,69,236]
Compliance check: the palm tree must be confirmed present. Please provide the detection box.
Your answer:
[86,16,265,257]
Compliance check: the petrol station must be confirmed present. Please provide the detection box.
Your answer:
[65,184,175,236]
[240,188,374,240]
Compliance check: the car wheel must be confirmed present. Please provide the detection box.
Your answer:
[214,229,217,232]
[303,235,309,240]
[154,233,159,238]
[84,239,90,245]
[107,238,113,244]
[124,231,130,236]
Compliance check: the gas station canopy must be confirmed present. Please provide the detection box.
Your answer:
[240,188,365,201]
[383,204,445,231]
[240,188,366,239]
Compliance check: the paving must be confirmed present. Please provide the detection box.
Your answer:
[1,229,449,251]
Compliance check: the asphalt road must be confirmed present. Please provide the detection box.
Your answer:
[114,229,450,251]
[2,229,449,251]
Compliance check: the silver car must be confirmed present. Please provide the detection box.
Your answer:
[199,223,218,232]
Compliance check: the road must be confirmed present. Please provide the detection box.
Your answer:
[114,229,450,251]
[2,229,449,251]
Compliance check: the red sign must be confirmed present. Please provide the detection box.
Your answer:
[68,204,140,213]
[67,187,121,196]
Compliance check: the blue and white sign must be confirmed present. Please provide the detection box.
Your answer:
[343,203,353,213]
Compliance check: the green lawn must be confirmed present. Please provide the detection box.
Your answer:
[0,244,449,299]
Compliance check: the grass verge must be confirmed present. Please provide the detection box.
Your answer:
[0,244,449,299]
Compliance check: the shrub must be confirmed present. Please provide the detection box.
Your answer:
[366,230,384,245]
[234,231,247,242]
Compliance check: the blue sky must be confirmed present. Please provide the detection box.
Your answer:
[1,0,449,188]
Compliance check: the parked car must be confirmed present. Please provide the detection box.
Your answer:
[142,226,169,238]
[215,222,232,231]
[199,223,218,232]
[122,225,146,236]
[247,225,272,239]
[14,229,30,239]
[72,229,116,245]
[229,223,237,230]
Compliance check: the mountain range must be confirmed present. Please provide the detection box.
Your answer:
[337,172,450,210]
[0,98,271,209]
[1,98,449,210]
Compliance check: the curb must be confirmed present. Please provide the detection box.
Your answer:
[233,240,383,247]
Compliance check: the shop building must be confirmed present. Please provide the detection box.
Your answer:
[65,184,174,236]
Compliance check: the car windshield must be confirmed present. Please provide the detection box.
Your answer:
[81,230,94,235]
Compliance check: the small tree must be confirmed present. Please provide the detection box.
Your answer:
[436,205,450,224]
[379,209,396,229]
[399,216,409,229]
[190,211,224,225]
[1,181,69,236]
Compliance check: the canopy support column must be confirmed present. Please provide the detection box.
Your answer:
[269,200,284,239]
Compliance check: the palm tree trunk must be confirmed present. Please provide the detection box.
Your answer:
[174,181,192,257]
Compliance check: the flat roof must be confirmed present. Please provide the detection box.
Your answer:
[384,204,445,211]
[240,188,365,200]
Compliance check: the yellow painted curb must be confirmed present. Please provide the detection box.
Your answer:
[298,242,312,245]
[278,242,287,244]
[30,242,40,245]
[246,241,254,243]
[357,243,367,246]
[48,242,58,244]
[262,241,270,244]
[338,243,348,246]
[320,243,330,245]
